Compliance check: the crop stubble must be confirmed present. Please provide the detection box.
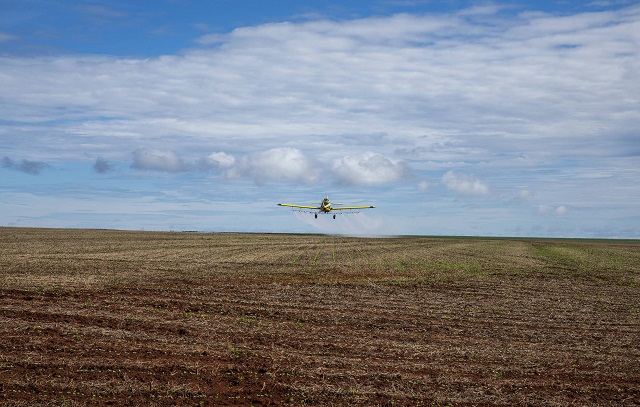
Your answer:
[1,227,639,406]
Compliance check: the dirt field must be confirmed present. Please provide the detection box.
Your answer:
[1,228,639,406]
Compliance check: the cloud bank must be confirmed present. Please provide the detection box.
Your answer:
[139,147,407,186]
[2,4,637,156]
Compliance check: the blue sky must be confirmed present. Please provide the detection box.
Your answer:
[1,0,639,237]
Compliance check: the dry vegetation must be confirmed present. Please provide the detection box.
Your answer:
[1,227,639,406]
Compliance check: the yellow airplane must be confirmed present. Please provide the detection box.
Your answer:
[278,196,375,219]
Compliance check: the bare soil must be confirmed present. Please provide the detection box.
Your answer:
[1,228,639,406]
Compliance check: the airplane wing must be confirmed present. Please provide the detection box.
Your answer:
[331,205,375,210]
[277,203,320,209]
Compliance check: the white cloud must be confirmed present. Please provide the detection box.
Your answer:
[537,205,568,216]
[246,147,318,186]
[131,149,185,172]
[537,205,550,215]
[513,189,534,203]
[204,151,236,169]
[442,171,489,196]
[198,147,320,185]
[332,152,409,185]
[201,151,240,178]
[554,205,568,216]
[417,181,429,191]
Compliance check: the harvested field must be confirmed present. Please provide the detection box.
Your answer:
[1,227,639,406]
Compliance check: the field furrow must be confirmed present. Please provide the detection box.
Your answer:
[1,228,639,406]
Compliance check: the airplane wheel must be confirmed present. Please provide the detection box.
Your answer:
[333,215,336,219]
[315,214,317,219]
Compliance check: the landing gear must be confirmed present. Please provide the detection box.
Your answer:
[314,213,318,219]
[333,214,336,219]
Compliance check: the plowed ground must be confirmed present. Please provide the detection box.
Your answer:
[1,228,639,406]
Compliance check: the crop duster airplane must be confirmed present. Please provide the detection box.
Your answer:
[278,196,375,219]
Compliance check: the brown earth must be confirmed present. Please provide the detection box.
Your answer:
[1,227,639,406]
